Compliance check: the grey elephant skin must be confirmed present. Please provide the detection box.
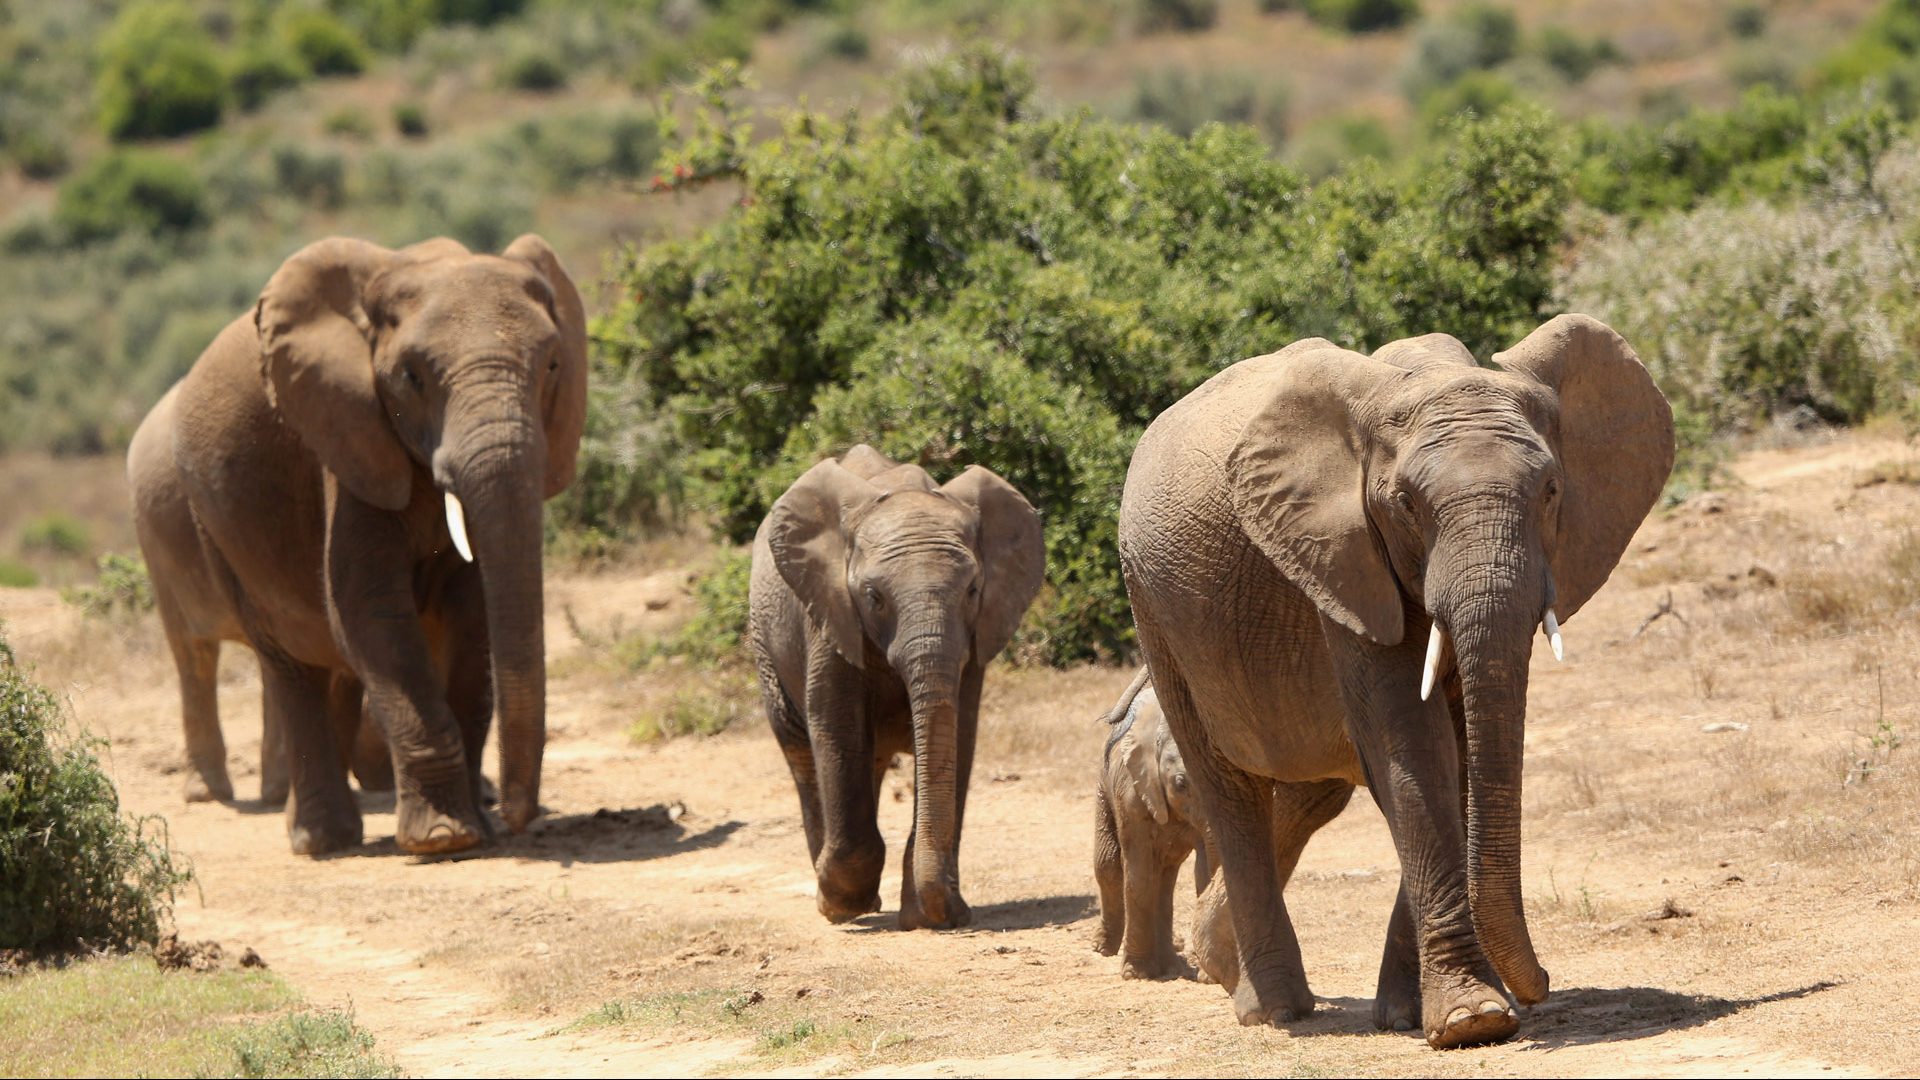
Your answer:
[1118,315,1673,1048]
[748,445,1045,930]
[1093,670,1218,981]
[126,235,588,857]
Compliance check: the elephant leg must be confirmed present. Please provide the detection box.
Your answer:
[1326,627,1512,1049]
[436,569,493,823]
[1093,795,1124,957]
[258,664,290,807]
[900,661,981,930]
[1118,818,1181,979]
[328,672,393,793]
[1190,831,1236,988]
[269,654,361,856]
[805,644,883,923]
[157,595,230,803]
[1375,878,1421,1033]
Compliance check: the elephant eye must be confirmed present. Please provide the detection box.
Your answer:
[403,367,423,390]
[1545,478,1561,501]
[967,581,979,599]
[863,585,883,609]
[1394,488,1416,513]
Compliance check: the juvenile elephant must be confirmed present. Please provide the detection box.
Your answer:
[749,445,1044,930]
[131,397,391,804]
[1092,668,1213,981]
[1118,316,1673,1048]
[128,235,587,856]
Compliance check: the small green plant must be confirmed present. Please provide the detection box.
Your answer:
[17,513,89,557]
[759,1018,818,1052]
[1303,0,1420,34]
[225,1008,398,1079]
[63,553,155,619]
[323,106,375,139]
[392,102,429,138]
[1536,25,1619,84]
[0,561,38,589]
[0,637,191,952]
[227,43,308,111]
[628,676,755,743]
[278,9,370,77]
[819,22,871,61]
[501,45,568,91]
[55,149,207,242]
[9,127,70,180]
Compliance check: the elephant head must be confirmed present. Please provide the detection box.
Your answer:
[1117,688,1195,830]
[1226,315,1673,1005]
[253,235,588,834]
[766,449,1044,927]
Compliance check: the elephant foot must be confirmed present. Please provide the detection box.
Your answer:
[1423,975,1518,1049]
[396,791,485,856]
[816,888,881,925]
[1121,954,1180,981]
[259,775,290,808]
[287,802,362,856]
[898,879,971,931]
[1231,972,1315,1026]
[1093,927,1121,957]
[184,767,233,804]
[1373,953,1421,1033]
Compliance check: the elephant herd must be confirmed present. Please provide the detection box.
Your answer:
[128,234,1675,1050]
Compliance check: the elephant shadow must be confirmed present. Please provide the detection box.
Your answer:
[843,892,1098,934]
[1290,981,1840,1046]
[319,803,745,865]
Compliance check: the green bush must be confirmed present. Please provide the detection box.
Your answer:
[1572,85,1813,217]
[63,554,156,619]
[819,22,870,61]
[95,2,226,141]
[652,551,753,666]
[1404,2,1518,100]
[270,144,346,208]
[1135,0,1220,33]
[0,561,39,588]
[227,42,308,111]
[393,102,429,138]
[1125,68,1290,146]
[1419,69,1518,131]
[279,10,370,77]
[1303,0,1419,34]
[1728,2,1769,40]
[500,44,567,91]
[55,150,207,242]
[595,54,1570,662]
[9,127,70,180]
[1536,25,1619,84]
[17,513,88,557]
[323,106,375,139]
[1288,111,1394,177]
[0,636,191,952]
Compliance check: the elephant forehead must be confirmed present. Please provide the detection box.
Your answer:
[853,493,979,553]
[1378,368,1554,433]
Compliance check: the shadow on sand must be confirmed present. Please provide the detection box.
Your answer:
[314,802,745,866]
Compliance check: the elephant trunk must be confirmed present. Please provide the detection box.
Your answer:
[901,633,965,926]
[444,396,549,834]
[1432,508,1551,1007]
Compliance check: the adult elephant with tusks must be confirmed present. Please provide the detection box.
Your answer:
[750,445,1045,930]
[1119,315,1673,1048]
[130,234,587,857]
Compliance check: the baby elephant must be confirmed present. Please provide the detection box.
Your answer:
[1093,669,1213,979]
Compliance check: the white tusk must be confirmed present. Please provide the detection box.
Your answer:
[1543,608,1564,662]
[1421,622,1446,701]
[445,491,474,563]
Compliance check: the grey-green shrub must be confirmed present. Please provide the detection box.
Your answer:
[1125,68,1290,146]
[0,635,190,952]
[278,9,371,77]
[1304,0,1419,34]
[227,42,308,111]
[95,2,226,140]
[55,150,208,242]
[1135,0,1220,33]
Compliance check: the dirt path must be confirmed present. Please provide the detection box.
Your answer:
[10,430,1920,1077]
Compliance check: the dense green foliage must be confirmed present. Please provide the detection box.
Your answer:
[0,637,190,952]
[592,51,1569,662]
[96,3,228,140]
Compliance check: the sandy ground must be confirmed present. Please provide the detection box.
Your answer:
[8,429,1920,1078]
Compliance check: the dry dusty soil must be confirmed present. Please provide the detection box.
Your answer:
[10,430,1920,1078]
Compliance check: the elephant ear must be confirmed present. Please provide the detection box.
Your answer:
[504,234,589,499]
[942,465,1045,665]
[1494,314,1676,619]
[1372,333,1476,370]
[1227,346,1405,646]
[255,237,413,511]
[767,460,880,669]
[1122,696,1170,826]
[837,443,900,480]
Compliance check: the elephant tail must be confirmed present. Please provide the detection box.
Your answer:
[1100,666,1154,759]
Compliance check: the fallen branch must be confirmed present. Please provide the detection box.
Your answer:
[1631,589,1687,638]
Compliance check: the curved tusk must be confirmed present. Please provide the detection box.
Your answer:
[1543,608,1564,662]
[444,491,474,563]
[1420,622,1446,701]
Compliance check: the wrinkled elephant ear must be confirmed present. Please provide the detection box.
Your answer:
[1494,314,1676,619]
[1227,344,1405,646]
[942,465,1045,665]
[767,460,880,669]
[1372,332,1477,371]
[503,234,589,499]
[255,237,413,511]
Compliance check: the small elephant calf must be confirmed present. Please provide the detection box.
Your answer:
[1093,669,1213,980]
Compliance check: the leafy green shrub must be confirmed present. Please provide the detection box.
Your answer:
[1728,2,1768,39]
[17,513,88,557]
[819,22,870,61]
[225,1008,399,1079]
[95,2,226,141]
[629,675,755,743]
[1303,0,1419,34]
[500,44,567,91]
[1418,69,1518,130]
[1727,43,1795,92]
[278,10,370,77]
[1572,85,1812,217]
[323,106,375,139]
[1404,2,1518,100]
[54,151,207,242]
[0,637,191,952]
[595,54,1570,662]
[652,551,753,666]
[1288,111,1393,177]
[1126,68,1290,146]
[63,554,156,619]
[0,561,39,588]
[393,102,429,138]
[1135,0,1220,33]
[9,127,70,180]
[226,43,307,111]
[1536,25,1619,84]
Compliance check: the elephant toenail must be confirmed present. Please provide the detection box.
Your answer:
[1446,1006,1473,1027]
[1479,1000,1507,1016]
